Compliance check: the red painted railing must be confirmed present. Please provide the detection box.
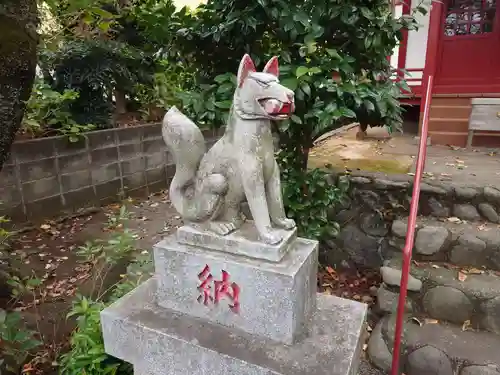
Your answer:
[390,74,434,375]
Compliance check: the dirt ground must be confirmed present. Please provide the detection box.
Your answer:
[3,190,380,374]
[310,126,500,187]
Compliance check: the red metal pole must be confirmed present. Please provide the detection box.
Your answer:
[390,74,433,375]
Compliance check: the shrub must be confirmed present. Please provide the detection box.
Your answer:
[22,80,95,142]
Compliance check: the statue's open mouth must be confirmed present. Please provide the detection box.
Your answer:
[258,98,294,119]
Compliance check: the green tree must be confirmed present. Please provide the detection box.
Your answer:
[0,0,39,172]
[174,0,423,170]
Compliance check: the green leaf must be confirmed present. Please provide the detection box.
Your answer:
[364,37,372,49]
[295,66,309,78]
[281,50,292,63]
[300,82,311,97]
[214,100,233,109]
[281,77,299,91]
[309,67,322,74]
[291,115,302,124]
[0,309,6,324]
[340,107,357,118]
[360,7,374,20]
[293,12,310,27]
[326,49,342,59]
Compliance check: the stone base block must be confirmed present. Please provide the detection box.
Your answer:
[154,235,317,344]
[177,221,297,262]
[101,278,367,375]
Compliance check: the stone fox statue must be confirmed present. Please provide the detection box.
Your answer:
[162,54,296,245]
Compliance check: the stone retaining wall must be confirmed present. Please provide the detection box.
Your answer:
[0,124,221,222]
[324,171,500,269]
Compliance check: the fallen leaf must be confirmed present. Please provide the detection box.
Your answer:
[410,317,423,326]
[40,224,51,230]
[458,271,468,282]
[424,318,439,324]
[431,264,440,269]
[467,268,483,274]
[326,266,337,275]
[462,319,472,331]
[447,217,462,223]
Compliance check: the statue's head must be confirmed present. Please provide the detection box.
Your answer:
[233,54,295,120]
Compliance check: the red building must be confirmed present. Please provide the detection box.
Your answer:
[393,0,500,147]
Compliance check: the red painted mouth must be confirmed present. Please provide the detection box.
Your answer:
[277,102,292,114]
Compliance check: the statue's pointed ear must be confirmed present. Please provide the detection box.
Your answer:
[237,54,256,88]
[263,56,279,77]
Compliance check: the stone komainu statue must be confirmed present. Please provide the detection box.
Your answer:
[162,54,296,245]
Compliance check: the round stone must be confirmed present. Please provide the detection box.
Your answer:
[391,219,407,238]
[478,203,499,223]
[423,286,473,324]
[406,346,453,375]
[484,186,500,205]
[380,266,422,291]
[449,234,487,267]
[367,320,392,372]
[454,186,479,200]
[453,204,481,221]
[360,212,389,237]
[480,296,500,334]
[428,197,450,218]
[414,226,450,255]
[461,365,500,375]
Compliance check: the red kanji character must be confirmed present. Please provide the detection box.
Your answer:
[214,270,241,313]
[197,264,213,305]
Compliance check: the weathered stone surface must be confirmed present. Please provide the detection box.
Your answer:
[101,278,368,375]
[337,224,383,268]
[455,186,479,200]
[406,346,453,375]
[450,234,488,267]
[379,313,500,374]
[478,203,499,223]
[481,296,500,334]
[359,212,389,237]
[376,284,413,314]
[484,187,500,205]
[428,197,450,217]
[176,222,297,262]
[422,286,473,324]
[454,204,481,221]
[350,176,371,185]
[391,219,407,238]
[154,235,317,345]
[414,226,450,255]
[380,266,422,291]
[461,365,500,375]
[373,179,409,190]
[355,190,380,210]
[367,319,392,373]
[420,182,448,195]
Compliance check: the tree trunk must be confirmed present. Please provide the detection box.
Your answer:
[114,89,127,115]
[0,0,39,172]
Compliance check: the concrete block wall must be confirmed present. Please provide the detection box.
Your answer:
[0,123,221,222]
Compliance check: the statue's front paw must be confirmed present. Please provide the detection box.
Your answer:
[273,218,296,230]
[260,230,283,245]
[208,221,237,236]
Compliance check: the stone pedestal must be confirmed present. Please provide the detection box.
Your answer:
[101,224,367,375]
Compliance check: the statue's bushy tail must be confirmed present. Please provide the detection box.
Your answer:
[162,107,226,222]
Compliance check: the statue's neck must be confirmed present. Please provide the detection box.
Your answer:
[224,103,271,142]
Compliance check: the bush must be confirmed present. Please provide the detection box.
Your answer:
[22,80,95,142]
[172,0,423,170]
[39,39,156,127]
[59,208,153,375]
